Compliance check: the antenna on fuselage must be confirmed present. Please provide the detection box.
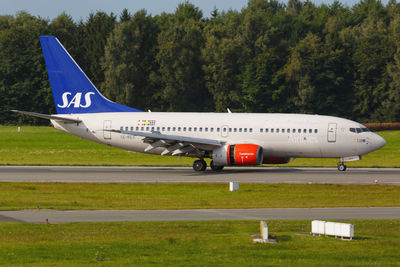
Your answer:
[227,108,232,113]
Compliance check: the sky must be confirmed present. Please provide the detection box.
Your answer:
[1,0,391,21]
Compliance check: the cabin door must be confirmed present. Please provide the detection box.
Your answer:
[103,120,112,139]
[327,123,337,142]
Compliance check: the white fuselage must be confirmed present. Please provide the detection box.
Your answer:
[50,112,386,161]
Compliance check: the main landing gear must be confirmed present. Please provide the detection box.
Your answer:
[193,159,207,172]
[337,163,347,171]
[210,160,224,171]
[192,159,225,172]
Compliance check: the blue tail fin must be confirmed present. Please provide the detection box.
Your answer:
[40,36,142,114]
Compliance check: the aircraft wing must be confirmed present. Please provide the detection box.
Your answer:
[110,129,223,157]
[11,110,82,123]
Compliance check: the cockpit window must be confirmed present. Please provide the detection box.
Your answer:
[350,127,367,133]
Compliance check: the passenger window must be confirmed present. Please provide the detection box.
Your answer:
[229,128,232,132]
[199,127,202,132]
[172,127,175,131]
[189,127,192,131]
[287,129,290,133]
[211,128,214,132]
[244,128,247,132]
[303,129,306,133]
[265,128,269,133]
[145,127,148,131]
[276,128,279,133]
[282,129,285,133]
[314,129,318,133]
[183,127,186,131]
[194,127,197,131]
[293,129,296,133]
[157,127,160,131]
[141,127,144,131]
[217,128,220,132]
[167,127,170,131]
[234,128,237,132]
[223,128,226,132]
[271,128,274,133]
[178,127,181,131]
[205,127,208,132]
[239,128,242,132]
[309,129,312,133]
[130,127,134,131]
[120,126,123,131]
[249,128,253,133]
[260,128,263,133]
[136,126,139,131]
[125,127,129,131]
[151,127,154,131]
[162,127,165,131]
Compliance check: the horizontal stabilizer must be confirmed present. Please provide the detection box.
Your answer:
[11,110,82,123]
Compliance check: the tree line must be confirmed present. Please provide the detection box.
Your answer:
[1,0,400,125]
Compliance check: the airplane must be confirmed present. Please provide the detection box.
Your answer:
[12,36,386,172]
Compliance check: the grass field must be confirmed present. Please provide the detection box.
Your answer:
[0,125,399,167]
[0,220,399,266]
[0,183,399,210]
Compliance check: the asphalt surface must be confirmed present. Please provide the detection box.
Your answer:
[1,207,399,223]
[0,166,399,185]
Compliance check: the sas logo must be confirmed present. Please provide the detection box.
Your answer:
[58,92,95,108]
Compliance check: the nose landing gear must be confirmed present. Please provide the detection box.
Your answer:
[338,163,347,171]
[193,159,207,172]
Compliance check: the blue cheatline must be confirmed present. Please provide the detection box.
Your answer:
[40,36,142,114]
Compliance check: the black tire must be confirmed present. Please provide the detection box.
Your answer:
[210,160,224,171]
[193,159,207,172]
[338,163,347,171]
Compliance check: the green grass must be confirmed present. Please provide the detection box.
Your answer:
[0,125,399,167]
[0,220,399,266]
[0,183,399,210]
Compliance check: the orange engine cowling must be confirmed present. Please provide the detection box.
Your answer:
[212,144,263,166]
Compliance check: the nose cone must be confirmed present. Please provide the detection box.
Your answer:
[372,134,386,151]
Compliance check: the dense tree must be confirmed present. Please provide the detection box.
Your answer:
[1,0,400,124]
[155,2,210,111]
[202,11,244,112]
[0,12,50,124]
[77,12,116,87]
[102,10,159,110]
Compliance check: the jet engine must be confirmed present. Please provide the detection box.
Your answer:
[212,144,263,166]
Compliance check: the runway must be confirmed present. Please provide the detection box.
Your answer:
[0,207,399,223]
[0,166,399,185]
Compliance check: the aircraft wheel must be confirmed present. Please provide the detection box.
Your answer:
[210,160,224,171]
[338,163,347,171]
[193,159,207,172]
